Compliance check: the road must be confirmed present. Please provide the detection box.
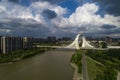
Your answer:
[117,72,120,80]
[82,52,89,80]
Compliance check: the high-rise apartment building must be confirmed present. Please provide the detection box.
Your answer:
[23,37,33,49]
[0,36,33,54]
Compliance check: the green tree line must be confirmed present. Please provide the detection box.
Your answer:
[0,47,52,63]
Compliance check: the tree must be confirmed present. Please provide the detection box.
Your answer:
[100,42,107,48]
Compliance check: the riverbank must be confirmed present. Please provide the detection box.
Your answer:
[70,63,82,80]
[0,47,52,64]
[70,50,83,80]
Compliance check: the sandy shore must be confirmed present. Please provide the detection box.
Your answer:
[70,63,82,80]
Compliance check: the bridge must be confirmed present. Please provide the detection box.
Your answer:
[37,34,94,50]
[65,34,94,49]
[36,45,65,49]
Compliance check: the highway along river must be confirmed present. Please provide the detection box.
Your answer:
[0,49,75,80]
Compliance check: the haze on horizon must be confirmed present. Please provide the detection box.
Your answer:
[0,0,120,38]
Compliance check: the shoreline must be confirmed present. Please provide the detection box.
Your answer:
[0,48,53,65]
[70,63,82,80]
[0,62,13,65]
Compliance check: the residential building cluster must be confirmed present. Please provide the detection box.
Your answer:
[86,36,120,48]
[0,36,33,54]
[33,36,72,46]
[33,36,71,43]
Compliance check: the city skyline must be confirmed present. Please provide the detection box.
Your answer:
[0,0,120,37]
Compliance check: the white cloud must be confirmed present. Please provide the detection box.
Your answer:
[53,6,67,17]
[52,3,120,32]
[0,1,68,36]
[30,1,54,10]
[0,28,11,33]
[101,14,120,28]
[52,3,102,29]
[0,1,67,25]
[0,5,6,12]
[0,1,120,37]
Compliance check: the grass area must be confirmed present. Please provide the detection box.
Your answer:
[86,49,120,71]
[0,47,52,63]
[86,56,117,80]
[86,56,100,80]
[70,50,83,73]
[85,49,119,80]
[71,49,119,80]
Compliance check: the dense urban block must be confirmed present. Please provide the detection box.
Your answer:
[0,36,33,54]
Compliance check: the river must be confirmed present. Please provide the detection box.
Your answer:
[0,49,75,80]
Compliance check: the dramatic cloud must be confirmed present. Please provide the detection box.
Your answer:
[52,3,120,32]
[42,9,57,19]
[0,1,68,37]
[29,0,65,4]
[1,0,65,4]
[0,0,120,37]
[101,24,116,29]
[8,0,19,3]
[94,0,120,16]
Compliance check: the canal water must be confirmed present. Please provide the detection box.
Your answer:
[0,50,75,80]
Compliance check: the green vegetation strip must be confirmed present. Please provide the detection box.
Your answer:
[0,47,52,63]
[70,50,83,73]
[86,56,100,80]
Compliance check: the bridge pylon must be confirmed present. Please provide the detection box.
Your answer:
[65,34,94,49]
[65,34,80,49]
[81,36,94,49]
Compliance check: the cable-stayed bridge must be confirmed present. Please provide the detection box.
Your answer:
[37,34,94,50]
[65,34,94,49]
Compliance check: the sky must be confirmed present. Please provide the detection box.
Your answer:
[0,0,120,38]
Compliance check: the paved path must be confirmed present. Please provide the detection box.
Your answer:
[117,72,120,80]
[82,52,89,80]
